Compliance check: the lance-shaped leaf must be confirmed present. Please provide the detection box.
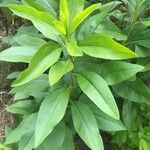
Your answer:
[68,0,85,21]
[13,34,46,46]
[71,3,101,32]
[5,113,37,144]
[54,20,66,35]
[79,34,138,60]
[36,122,65,150]
[71,102,104,150]
[12,43,62,87]
[0,46,37,63]
[35,87,71,148]
[76,71,119,119]
[96,61,144,85]
[8,4,61,43]
[79,94,126,132]
[18,132,34,150]
[140,17,150,26]
[113,80,150,105]
[59,0,69,27]
[49,59,74,86]
[22,0,57,17]
[77,10,108,40]
[61,127,74,150]
[6,100,37,115]
[66,40,83,56]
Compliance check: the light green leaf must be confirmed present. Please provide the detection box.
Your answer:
[8,4,61,43]
[140,17,150,26]
[12,43,62,87]
[59,0,69,28]
[49,59,74,86]
[53,20,66,35]
[68,0,85,21]
[71,102,104,150]
[35,87,70,148]
[95,61,144,85]
[33,0,58,17]
[5,113,37,144]
[6,100,37,115]
[13,34,46,46]
[140,139,150,150]
[71,3,101,32]
[113,80,150,105]
[79,34,137,60]
[66,40,83,56]
[76,71,119,119]
[0,46,37,63]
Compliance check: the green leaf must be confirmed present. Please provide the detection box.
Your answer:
[122,101,137,131]
[12,43,62,87]
[0,46,37,63]
[6,100,37,115]
[95,61,144,85]
[127,30,150,49]
[95,18,127,41]
[140,17,150,26]
[95,111,126,132]
[79,94,125,132]
[76,71,119,119]
[66,40,83,56]
[79,34,138,60]
[137,57,150,72]
[53,20,66,35]
[77,10,108,40]
[35,87,70,148]
[68,0,85,21]
[10,75,49,100]
[22,0,57,17]
[140,139,150,150]
[19,132,34,150]
[49,59,74,86]
[37,122,65,150]
[13,34,46,46]
[33,0,58,17]
[61,127,74,150]
[59,0,69,28]
[5,113,37,144]
[71,102,104,150]
[113,80,150,105]
[71,3,101,32]
[135,45,150,57]
[8,4,61,43]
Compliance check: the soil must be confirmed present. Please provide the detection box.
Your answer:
[0,14,17,141]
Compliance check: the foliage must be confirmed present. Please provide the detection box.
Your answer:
[0,0,150,150]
